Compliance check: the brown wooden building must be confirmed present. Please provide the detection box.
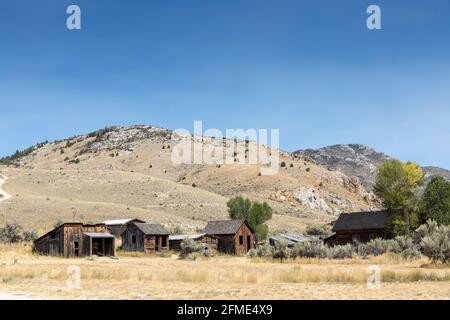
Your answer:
[33,223,115,257]
[203,219,254,255]
[169,233,218,251]
[324,210,388,245]
[121,222,170,253]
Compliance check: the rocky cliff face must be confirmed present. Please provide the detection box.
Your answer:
[294,144,450,191]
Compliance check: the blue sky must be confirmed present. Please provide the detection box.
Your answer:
[1,0,450,168]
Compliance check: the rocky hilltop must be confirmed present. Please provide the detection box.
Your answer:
[294,144,450,191]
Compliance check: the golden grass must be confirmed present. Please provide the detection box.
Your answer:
[0,244,449,299]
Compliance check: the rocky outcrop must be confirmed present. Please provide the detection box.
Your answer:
[294,144,450,191]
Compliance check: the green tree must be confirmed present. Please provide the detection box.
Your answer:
[420,176,450,225]
[226,196,272,242]
[374,160,424,235]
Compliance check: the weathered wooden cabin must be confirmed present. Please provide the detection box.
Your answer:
[33,223,115,257]
[121,222,170,253]
[169,233,218,251]
[203,219,254,255]
[102,218,145,236]
[324,210,388,245]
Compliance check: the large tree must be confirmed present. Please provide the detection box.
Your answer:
[420,176,450,225]
[374,160,424,235]
[227,196,272,242]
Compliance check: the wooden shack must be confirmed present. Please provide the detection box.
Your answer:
[203,219,254,255]
[169,233,218,251]
[33,223,115,257]
[121,222,169,253]
[102,218,145,236]
[324,210,388,245]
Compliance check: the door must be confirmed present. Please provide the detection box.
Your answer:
[74,241,79,256]
[246,235,251,252]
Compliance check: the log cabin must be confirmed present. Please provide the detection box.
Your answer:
[324,210,388,245]
[169,233,218,251]
[33,223,115,257]
[203,219,254,255]
[121,221,170,253]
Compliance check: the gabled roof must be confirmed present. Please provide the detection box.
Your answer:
[169,233,208,241]
[332,211,388,232]
[103,218,145,226]
[203,219,253,235]
[133,222,169,235]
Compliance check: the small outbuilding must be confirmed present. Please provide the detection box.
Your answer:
[169,233,218,251]
[203,219,254,255]
[121,222,170,253]
[33,223,115,257]
[324,210,388,245]
[102,218,145,236]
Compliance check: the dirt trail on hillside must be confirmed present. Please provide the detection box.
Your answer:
[0,175,12,202]
[0,176,11,202]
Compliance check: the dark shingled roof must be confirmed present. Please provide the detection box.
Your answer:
[332,211,388,232]
[203,219,253,235]
[133,222,169,235]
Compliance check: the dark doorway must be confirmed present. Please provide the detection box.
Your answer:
[246,235,251,252]
[74,241,79,256]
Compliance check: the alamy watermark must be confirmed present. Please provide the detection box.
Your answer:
[171,121,280,176]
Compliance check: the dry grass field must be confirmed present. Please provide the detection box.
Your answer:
[0,244,448,300]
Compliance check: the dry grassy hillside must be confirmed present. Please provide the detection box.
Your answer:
[0,125,380,234]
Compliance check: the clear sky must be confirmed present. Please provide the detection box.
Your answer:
[1,0,449,169]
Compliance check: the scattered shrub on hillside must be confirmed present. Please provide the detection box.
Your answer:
[23,230,38,242]
[280,162,286,167]
[305,167,311,172]
[53,219,65,229]
[0,222,23,243]
[170,226,183,235]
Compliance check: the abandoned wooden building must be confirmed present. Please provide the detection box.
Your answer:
[203,219,254,255]
[169,233,218,251]
[121,222,170,253]
[324,210,388,245]
[33,223,115,257]
[102,218,145,236]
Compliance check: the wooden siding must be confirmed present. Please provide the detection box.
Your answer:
[326,229,385,246]
[33,224,114,257]
[121,223,169,253]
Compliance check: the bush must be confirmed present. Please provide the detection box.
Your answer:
[328,244,354,259]
[254,242,273,258]
[0,223,23,243]
[415,221,450,264]
[292,241,328,259]
[23,230,38,242]
[179,238,215,259]
[0,223,41,243]
[304,224,330,237]
[272,240,290,262]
